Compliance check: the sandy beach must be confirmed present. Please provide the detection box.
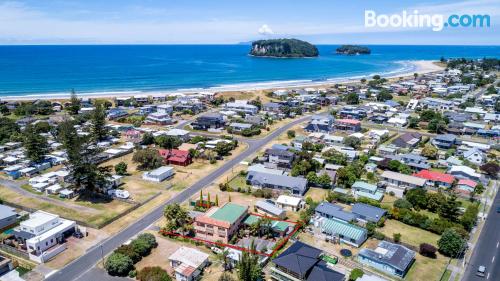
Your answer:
[0,60,444,101]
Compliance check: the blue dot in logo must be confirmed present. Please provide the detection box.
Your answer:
[444,22,448,27]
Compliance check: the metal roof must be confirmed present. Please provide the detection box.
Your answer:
[321,218,367,240]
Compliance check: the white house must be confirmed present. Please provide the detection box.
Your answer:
[168,246,209,281]
[276,195,304,211]
[14,211,76,263]
[142,166,174,182]
[463,148,486,165]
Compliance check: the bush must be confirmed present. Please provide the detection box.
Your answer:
[438,228,466,257]
[105,253,134,276]
[131,238,153,257]
[115,244,141,263]
[137,266,172,281]
[394,199,413,209]
[393,233,401,243]
[349,268,364,281]
[115,162,128,175]
[373,231,385,240]
[137,233,158,249]
[419,243,437,258]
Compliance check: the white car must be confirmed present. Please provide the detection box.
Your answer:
[107,189,130,199]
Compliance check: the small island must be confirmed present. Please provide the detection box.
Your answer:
[336,45,371,55]
[250,39,319,58]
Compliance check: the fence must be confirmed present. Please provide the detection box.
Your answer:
[1,192,161,229]
[0,244,29,260]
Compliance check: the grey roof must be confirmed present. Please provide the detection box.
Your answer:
[359,241,416,272]
[247,171,308,194]
[255,200,286,217]
[273,241,345,281]
[351,203,387,222]
[264,102,282,109]
[434,134,457,142]
[265,148,295,158]
[307,260,345,281]
[0,204,17,220]
[273,241,321,277]
[315,202,357,222]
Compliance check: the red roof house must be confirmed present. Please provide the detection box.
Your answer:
[456,179,477,196]
[413,170,455,188]
[159,149,192,166]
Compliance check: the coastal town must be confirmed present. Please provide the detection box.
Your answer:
[0,57,498,281]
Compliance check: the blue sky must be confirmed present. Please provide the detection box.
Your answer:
[0,0,498,45]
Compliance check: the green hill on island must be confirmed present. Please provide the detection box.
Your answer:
[336,45,371,55]
[250,39,319,58]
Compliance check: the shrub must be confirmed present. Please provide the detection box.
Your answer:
[394,199,413,209]
[115,244,141,263]
[419,243,437,258]
[137,266,172,281]
[373,231,385,240]
[137,233,158,249]
[349,268,364,281]
[393,233,401,243]
[131,238,153,257]
[438,228,466,257]
[114,162,128,175]
[105,253,134,276]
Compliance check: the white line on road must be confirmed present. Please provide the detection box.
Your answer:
[492,256,495,263]
[497,241,499,248]
[487,272,490,279]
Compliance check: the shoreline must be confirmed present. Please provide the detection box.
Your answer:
[0,60,444,101]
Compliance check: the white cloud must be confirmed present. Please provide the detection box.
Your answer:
[258,24,274,35]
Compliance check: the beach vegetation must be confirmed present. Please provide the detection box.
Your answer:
[250,38,318,58]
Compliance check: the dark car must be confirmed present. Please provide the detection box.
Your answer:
[496,206,500,213]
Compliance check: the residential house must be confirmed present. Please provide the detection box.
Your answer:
[264,148,295,168]
[463,148,486,165]
[145,112,173,125]
[159,149,192,166]
[456,179,477,196]
[358,241,416,278]
[389,153,430,171]
[432,134,458,149]
[351,203,387,223]
[0,205,18,230]
[314,202,357,223]
[194,203,248,243]
[276,195,304,211]
[13,211,76,263]
[165,129,191,142]
[192,113,225,130]
[271,241,345,281]
[334,119,361,132]
[392,132,422,148]
[157,104,173,115]
[224,100,258,115]
[449,165,481,181]
[255,200,286,219]
[304,115,334,133]
[320,218,368,247]
[380,170,427,198]
[142,166,174,182]
[263,102,282,113]
[168,246,209,281]
[413,170,455,189]
[0,255,13,276]
[352,181,384,201]
[229,122,253,132]
[246,171,308,196]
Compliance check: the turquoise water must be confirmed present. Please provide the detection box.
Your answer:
[0,45,498,97]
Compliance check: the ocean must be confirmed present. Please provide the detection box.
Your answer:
[0,45,498,97]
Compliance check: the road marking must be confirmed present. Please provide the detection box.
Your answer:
[487,272,490,279]
[492,256,495,263]
[497,241,499,248]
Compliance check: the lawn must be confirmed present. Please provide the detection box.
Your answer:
[227,174,249,191]
[378,219,440,247]
[304,188,329,203]
[405,253,450,281]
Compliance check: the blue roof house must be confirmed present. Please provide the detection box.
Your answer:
[358,241,416,278]
[351,203,387,223]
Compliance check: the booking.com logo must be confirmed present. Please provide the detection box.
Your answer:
[365,10,491,31]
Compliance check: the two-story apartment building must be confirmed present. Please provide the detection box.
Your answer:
[223,100,258,115]
[191,113,225,130]
[194,203,248,243]
[334,119,361,132]
[264,148,295,168]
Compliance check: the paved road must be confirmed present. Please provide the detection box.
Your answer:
[462,183,500,281]
[47,115,310,281]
